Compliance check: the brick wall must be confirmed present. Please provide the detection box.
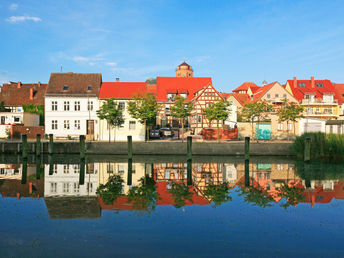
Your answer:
[202,128,238,140]
[12,125,45,139]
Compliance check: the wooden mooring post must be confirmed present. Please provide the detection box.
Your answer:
[304,137,311,162]
[244,137,250,161]
[21,159,27,185]
[128,136,133,159]
[187,136,192,160]
[79,159,85,185]
[22,134,28,159]
[36,134,41,156]
[49,134,54,155]
[80,135,86,159]
[127,159,133,186]
[36,156,41,180]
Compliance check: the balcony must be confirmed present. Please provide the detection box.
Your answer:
[301,99,338,105]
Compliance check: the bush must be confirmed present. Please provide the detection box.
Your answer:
[293,132,344,160]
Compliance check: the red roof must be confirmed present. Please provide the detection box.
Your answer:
[334,84,344,104]
[287,79,339,103]
[252,82,276,101]
[99,82,146,99]
[229,93,251,106]
[156,77,212,102]
[233,82,259,93]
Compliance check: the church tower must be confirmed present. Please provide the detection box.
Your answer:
[176,61,193,77]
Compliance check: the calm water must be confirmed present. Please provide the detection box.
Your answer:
[1,155,344,257]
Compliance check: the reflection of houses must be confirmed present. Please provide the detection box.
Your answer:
[44,163,98,197]
[0,164,21,179]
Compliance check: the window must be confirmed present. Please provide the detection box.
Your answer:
[277,164,284,171]
[14,117,20,123]
[52,120,58,130]
[275,94,279,98]
[283,94,287,98]
[74,164,80,173]
[198,115,202,123]
[88,101,93,111]
[118,102,125,110]
[74,101,80,111]
[324,107,332,114]
[306,107,313,114]
[107,163,114,173]
[87,183,93,193]
[64,101,70,111]
[129,121,136,130]
[119,122,124,128]
[74,120,80,130]
[180,93,187,98]
[132,164,136,174]
[73,183,80,193]
[278,123,283,131]
[52,101,57,111]
[205,103,209,108]
[288,123,292,131]
[63,164,70,174]
[167,93,176,102]
[315,107,321,114]
[267,94,270,99]
[64,120,70,129]
[165,104,170,114]
[298,83,306,87]
[53,164,57,174]
[316,83,323,87]
[63,183,70,193]
[87,86,92,91]
[63,85,68,91]
[50,182,57,193]
[118,165,125,174]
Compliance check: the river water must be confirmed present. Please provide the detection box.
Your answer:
[0,155,343,257]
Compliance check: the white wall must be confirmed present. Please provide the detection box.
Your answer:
[225,102,237,128]
[45,96,99,139]
[299,118,326,135]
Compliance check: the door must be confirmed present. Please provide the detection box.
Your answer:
[257,123,271,140]
[86,120,94,141]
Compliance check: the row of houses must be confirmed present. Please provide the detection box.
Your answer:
[0,61,344,140]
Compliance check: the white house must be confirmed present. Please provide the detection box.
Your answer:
[98,82,146,141]
[45,73,102,140]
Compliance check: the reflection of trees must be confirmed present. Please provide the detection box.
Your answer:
[127,175,159,213]
[204,183,231,207]
[237,184,274,208]
[277,183,305,209]
[169,182,193,208]
[96,174,124,204]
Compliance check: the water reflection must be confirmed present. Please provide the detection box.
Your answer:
[2,157,344,217]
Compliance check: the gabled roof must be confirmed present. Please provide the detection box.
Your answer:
[228,93,251,107]
[233,82,259,93]
[47,72,102,96]
[99,82,146,99]
[177,61,191,68]
[0,82,48,106]
[286,78,339,102]
[252,82,276,101]
[334,84,344,104]
[155,77,212,102]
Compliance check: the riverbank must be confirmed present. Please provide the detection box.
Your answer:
[0,140,294,156]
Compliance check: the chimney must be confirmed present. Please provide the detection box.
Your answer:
[30,88,33,100]
[17,82,21,89]
[293,77,297,88]
[311,76,315,88]
[38,81,41,87]
[116,78,119,82]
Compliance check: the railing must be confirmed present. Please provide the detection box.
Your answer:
[301,99,338,104]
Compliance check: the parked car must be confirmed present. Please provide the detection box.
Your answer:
[149,129,161,139]
[160,128,174,138]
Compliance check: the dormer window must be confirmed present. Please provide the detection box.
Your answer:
[316,83,323,87]
[87,86,92,91]
[298,83,306,87]
[63,85,68,91]
[180,93,187,98]
[167,93,176,102]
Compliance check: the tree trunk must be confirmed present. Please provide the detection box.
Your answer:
[286,121,289,141]
[181,118,184,142]
[217,121,220,143]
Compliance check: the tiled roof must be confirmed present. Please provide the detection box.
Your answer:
[252,82,276,101]
[99,82,146,99]
[229,93,251,106]
[47,72,102,96]
[287,78,339,102]
[156,76,212,102]
[0,82,47,106]
[334,84,344,104]
[233,82,259,92]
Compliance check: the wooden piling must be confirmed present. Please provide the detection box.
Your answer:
[48,155,54,175]
[244,160,250,187]
[187,159,192,186]
[128,135,133,159]
[36,134,41,156]
[35,156,41,179]
[187,136,192,160]
[244,137,250,161]
[21,159,27,184]
[49,134,54,155]
[304,137,311,162]
[22,134,28,159]
[127,159,133,185]
[80,135,86,159]
[79,159,85,185]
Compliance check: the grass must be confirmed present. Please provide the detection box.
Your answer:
[293,132,344,160]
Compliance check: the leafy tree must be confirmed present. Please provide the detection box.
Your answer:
[276,182,305,209]
[171,96,193,142]
[237,184,274,208]
[169,182,193,208]
[22,104,44,125]
[0,102,10,112]
[127,175,159,214]
[96,99,124,142]
[96,174,124,204]
[278,100,304,140]
[203,100,231,142]
[241,100,272,140]
[128,93,160,141]
[204,183,232,207]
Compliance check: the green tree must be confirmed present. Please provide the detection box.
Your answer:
[203,100,231,142]
[237,184,274,208]
[204,183,232,207]
[96,174,124,204]
[128,93,160,141]
[278,100,304,140]
[241,100,272,140]
[96,99,124,142]
[169,182,193,208]
[276,182,305,209]
[171,96,193,142]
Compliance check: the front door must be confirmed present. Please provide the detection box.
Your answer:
[86,120,94,141]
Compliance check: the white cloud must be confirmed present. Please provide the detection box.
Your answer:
[105,62,117,67]
[72,56,89,62]
[9,3,18,10]
[6,16,42,23]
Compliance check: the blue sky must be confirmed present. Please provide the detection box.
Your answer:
[1,0,344,92]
